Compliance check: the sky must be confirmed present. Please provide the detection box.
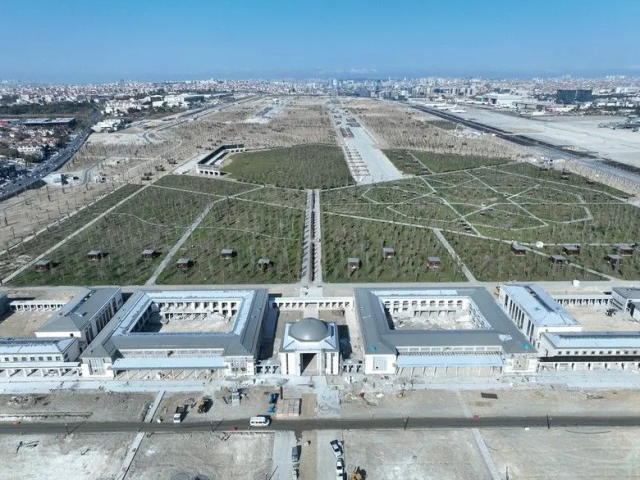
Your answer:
[1,0,639,83]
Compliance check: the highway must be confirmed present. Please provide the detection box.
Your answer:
[2,414,639,435]
[0,110,100,202]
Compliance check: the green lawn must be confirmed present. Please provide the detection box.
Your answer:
[0,183,142,280]
[383,150,511,174]
[442,232,605,282]
[157,199,304,284]
[322,214,465,282]
[8,186,212,286]
[222,144,353,189]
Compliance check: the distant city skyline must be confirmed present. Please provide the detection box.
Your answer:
[1,0,639,83]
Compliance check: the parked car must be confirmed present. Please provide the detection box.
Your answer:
[291,445,300,463]
[330,440,343,458]
[336,458,345,478]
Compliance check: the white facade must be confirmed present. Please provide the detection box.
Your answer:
[499,284,582,348]
[35,288,123,351]
[278,318,340,376]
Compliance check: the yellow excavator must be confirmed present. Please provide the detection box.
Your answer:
[350,467,364,480]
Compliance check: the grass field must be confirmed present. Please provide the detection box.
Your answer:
[442,233,604,281]
[222,144,353,189]
[0,183,142,280]
[8,186,212,286]
[383,149,511,174]
[154,174,258,196]
[157,199,304,284]
[322,214,465,282]
[320,161,640,280]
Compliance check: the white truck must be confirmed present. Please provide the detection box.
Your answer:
[173,405,186,423]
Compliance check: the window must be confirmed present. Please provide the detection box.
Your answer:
[30,357,35,362]
[46,356,52,361]
[12,357,17,362]
[21,357,26,361]
[582,351,587,355]
[38,357,44,361]
[55,356,61,361]
[608,351,612,354]
[591,351,595,355]
[616,351,620,355]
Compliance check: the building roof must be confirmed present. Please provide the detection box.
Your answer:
[37,288,120,333]
[81,289,269,360]
[612,287,640,302]
[0,337,77,355]
[543,332,640,349]
[354,288,535,357]
[281,320,338,352]
[288,318,330,342]
[502,284,580,328]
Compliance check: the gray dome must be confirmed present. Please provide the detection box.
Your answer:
[289,317,329,342]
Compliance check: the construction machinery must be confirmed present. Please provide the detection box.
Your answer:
[350,468,363,480]
[197,396,210,414]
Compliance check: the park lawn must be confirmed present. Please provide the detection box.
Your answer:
[322,214,465,283]
[0,183,142,280]
[154,174,258,196]
[235,186,308,209]
[9,214,186,286]
[157,199,304,284]
[410,151,511,173]
[442,232,605,282]
[544,245,640,280]
[8,186,214,286]
[222,144,353,189]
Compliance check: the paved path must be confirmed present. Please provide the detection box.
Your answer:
[116,390,165,480]
[433,228,477,282]
[1,184,149,285]
[271,431,296,480]
[313,189,323,285]
[145,200,218,285]
[300,190,314,285]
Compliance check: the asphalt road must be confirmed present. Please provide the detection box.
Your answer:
[2,415,640,436]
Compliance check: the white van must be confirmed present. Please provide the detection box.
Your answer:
[249,416,271,427]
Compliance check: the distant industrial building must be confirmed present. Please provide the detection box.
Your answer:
[91,119,124,133]
[556,89,593,104]
[479,93,523,108]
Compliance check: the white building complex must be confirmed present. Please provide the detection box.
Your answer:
[0,288,122,378]
[80,289,269,379]
[3,283,640,381]
[500,284,640,372]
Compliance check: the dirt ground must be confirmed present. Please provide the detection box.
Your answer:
[0,309,55,336]
[564,304,640,331]
[128,431,273,480]
[342,429,490,480]
[0,182,115,251]
[482,427,640,479]
[172,96,337,150]
[341,97,527,158]
[158,387,277,423]
[0,391,154,422]
[0,433,130,480]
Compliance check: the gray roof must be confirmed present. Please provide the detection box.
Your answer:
[288,318,330,342]
[0,337,77,355]
[81,289,269,361]
[612,287,640,301]
[543,331,640,349]
[37,288,121,333]
[353,287,535,356]
[501,284,580,328]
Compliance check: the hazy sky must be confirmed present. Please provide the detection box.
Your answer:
[1,0,639,82]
